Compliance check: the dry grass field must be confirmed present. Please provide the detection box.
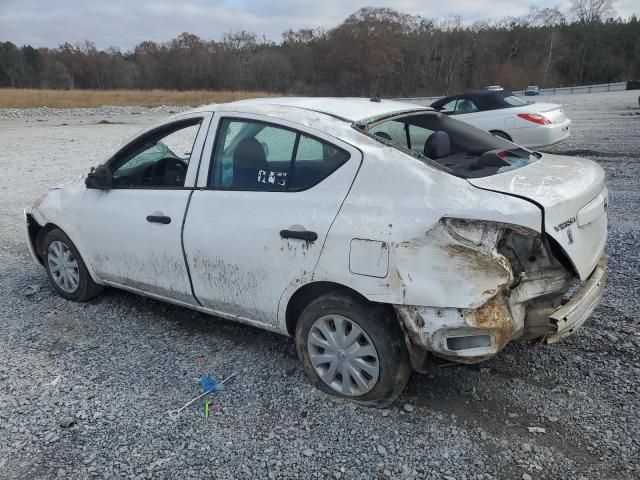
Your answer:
[0,88,277,108]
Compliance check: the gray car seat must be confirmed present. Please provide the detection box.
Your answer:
[233,137,268,188]
[424,131,451,159]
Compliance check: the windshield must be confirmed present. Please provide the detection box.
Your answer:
[361,112,539,178]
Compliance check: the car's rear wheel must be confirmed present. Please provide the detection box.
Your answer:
[42,228,103,301]
[295,292,411,408]
[490,130,512,141]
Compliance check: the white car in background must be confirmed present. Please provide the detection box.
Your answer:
[25,97,606,407]
[431,90,571,148]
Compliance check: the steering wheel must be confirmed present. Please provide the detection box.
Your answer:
[149,157,188,186]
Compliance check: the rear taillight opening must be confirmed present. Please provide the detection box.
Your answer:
[518,113,551,125]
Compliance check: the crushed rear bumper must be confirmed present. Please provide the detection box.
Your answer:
[394,255,606,365]
[545,255,606,344]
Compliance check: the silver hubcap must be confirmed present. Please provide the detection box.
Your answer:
[47,240,80,293]
[307,315,380,396]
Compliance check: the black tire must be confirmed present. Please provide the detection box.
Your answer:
[490,130,512,141]
[295,292,411,408]
[42,228,104,302]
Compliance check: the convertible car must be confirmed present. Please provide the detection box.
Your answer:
[431,90,570,148]
[25,97,607,407]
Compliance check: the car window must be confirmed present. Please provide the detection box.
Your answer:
[406,124,434,153]
[111,121,201,188]
[454,99,479,114]
[363,112,539,179]
[502,95,528,106]
[372,120,433,153]
[210,118,349,191]
[371,121,409,147]
[439,100,458,114]
[289,135,349,189]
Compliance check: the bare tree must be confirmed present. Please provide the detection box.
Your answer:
[1,5,638,95]
[570,0,616,23]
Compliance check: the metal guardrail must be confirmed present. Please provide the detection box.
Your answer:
[512,82,628,96]
[397,81,634,104]
[395,96,439,104]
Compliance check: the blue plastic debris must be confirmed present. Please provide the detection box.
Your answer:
[200,376,225,392]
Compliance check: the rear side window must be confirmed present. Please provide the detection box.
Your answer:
[501,95,528,106]
[209,118,349,191]
[361,112,539,179]
[438,100,458,114]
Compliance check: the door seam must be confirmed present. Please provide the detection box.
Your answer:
[181,189,204,307]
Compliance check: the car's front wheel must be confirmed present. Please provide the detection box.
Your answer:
[295,292,411,408]
[42,228,104,301]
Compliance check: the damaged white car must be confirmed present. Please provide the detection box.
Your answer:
[25,97,608,407]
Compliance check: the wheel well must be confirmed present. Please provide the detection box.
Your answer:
[285,281,370,336]
[490,130,512,141]
[34,222,62,259]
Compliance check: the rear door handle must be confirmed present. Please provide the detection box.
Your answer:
[146,215,171,224]
[280,229,318,242]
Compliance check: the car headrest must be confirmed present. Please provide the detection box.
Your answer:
[457,100,474,113]
[424,131,451,159]
[233,137,267,171]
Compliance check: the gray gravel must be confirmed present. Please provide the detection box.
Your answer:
[1,90,639,479]
[0,105,191,120]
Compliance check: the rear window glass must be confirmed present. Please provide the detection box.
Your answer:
[502,95,528,106]
[362,112,539,179]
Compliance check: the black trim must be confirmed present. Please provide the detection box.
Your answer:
[146,215,171,224]
[404,123,411,150]
[280,229,318,242]
[287,133,301,189]
[205,116,351,193]
[110,185,193,191]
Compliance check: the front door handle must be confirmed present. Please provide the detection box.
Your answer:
[146,215,171,224]
[280,229,318,242]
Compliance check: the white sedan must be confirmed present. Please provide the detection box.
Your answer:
[430,90,571,148]
[25,97,606,407]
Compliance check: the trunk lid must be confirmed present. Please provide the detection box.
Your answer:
[524,102,566,124]
[468,153,607,279]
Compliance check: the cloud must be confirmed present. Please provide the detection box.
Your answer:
[0,0,637,50]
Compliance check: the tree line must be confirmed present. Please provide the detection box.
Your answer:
[0,0,638,97]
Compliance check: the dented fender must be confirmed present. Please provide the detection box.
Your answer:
[25,179,104,285]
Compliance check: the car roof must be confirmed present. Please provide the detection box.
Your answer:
[196,97,432,123]
[431,89,513,105]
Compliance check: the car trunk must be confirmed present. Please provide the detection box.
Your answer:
[467,153,607,280]
[526,102,566,124]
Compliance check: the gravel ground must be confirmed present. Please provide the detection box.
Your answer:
[0,91,639,480]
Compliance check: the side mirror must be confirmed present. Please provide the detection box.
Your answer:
[85,164,113,190]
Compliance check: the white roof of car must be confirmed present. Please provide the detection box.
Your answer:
[216,97,431,123]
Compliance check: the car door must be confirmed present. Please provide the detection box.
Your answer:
[183,113,362,327]
[80,113,212,304]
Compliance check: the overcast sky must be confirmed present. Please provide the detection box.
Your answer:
[0,0,637,50]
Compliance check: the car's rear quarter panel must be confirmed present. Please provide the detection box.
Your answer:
[309,137,543,311]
